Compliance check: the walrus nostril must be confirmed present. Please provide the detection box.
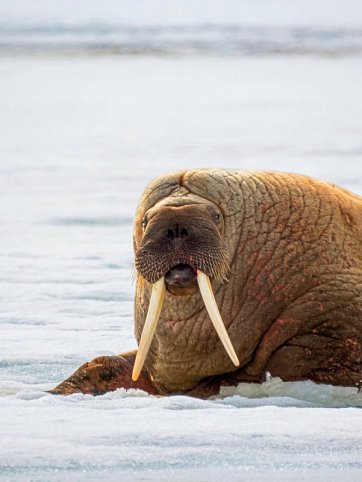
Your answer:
[165,264,196,287]
[165,224,188,240]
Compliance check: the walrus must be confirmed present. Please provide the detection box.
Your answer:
[51,169,362,397]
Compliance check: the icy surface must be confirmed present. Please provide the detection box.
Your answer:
[1,1,362,481]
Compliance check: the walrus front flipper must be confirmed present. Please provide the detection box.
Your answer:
[49,351,158,396]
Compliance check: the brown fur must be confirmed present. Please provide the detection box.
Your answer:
[53,170,362,396]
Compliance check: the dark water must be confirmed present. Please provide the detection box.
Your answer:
[1,23,362,56]
[1,0,362,56]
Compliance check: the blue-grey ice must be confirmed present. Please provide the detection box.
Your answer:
[1,1,362,481]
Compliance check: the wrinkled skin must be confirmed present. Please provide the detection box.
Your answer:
[51,170,362,397]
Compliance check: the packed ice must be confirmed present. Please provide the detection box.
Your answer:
[1,1,362,480]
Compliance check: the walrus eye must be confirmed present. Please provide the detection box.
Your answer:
[142,215,148,229]
[211,210,222,224]
[207,205,222,224]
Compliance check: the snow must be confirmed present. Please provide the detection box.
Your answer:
[1,1,362,480]
[1,383,362,481]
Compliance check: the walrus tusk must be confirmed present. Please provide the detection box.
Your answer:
[197,270,240,367]
[132,271,239,381]
[132,276,166,381]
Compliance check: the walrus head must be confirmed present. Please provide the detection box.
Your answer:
[135,203,229,286]
[132,171,243,386]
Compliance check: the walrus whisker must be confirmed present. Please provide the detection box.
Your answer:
[197,270,239,367]
[132,277,166,381]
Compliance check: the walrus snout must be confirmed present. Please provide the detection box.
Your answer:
[135,204,230,284]
[165,264,197,288]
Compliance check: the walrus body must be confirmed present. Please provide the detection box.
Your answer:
[52,170,362,397]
